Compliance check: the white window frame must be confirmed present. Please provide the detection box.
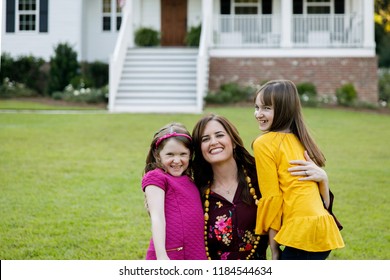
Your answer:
[232,0,260,15]
[102,0,122,32]
[16,0,39,33]
[304,0,334,15]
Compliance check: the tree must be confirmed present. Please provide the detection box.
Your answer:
[375,0,390,32]
[375,0,390,67]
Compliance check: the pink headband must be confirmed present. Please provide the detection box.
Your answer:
[155,132,192,148]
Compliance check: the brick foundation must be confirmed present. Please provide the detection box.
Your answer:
[208,57,378,104]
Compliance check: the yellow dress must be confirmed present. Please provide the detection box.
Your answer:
[253,132,344,252]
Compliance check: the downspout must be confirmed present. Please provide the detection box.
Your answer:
[196,0,212,113]
[108,0,134,112]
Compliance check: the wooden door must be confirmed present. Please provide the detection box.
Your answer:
[161,0,187,46]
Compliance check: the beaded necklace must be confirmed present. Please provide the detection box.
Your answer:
[203,170,260,260]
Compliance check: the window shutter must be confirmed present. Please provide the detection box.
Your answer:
[6,0,15,33]
[39,0,49,32]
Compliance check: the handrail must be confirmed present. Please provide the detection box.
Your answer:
[108,0,134,112]
[196,1,211,113]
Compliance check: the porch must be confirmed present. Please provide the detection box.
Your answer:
[214,14,364,48]
[108,0,375,113]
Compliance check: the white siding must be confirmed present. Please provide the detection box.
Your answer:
[1,0,83,61]
[1,0,375,63]
[137,0,160,30]
[188,0,202,28]
[83,0,118,63]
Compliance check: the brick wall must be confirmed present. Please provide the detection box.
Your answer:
[208,57,378,104]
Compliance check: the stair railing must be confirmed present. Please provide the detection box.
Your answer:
[108,0,134,112]
[196,0,212,113]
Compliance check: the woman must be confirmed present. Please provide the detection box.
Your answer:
[191,113,330,260]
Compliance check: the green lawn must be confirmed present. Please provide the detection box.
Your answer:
[0,104,389,260]
[0,99,106,111]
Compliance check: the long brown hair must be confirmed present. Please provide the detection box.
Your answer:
[254,80,326,166]
[192,114,259,205]
[144,122,193,176]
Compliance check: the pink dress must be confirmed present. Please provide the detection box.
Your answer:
[142,168,207,260]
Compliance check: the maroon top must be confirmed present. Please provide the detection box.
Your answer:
[206,183,268,260]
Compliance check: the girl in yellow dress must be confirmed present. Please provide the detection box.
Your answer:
[253,80,344,260]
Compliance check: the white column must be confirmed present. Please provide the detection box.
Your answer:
[124,0,134,47]
[202,0,213,47]
[363,0,375,49]
[281,0,292,48]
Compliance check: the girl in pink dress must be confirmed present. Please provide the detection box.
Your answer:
[142,122,207,260]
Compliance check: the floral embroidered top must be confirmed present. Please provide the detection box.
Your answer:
[205,183,268,260]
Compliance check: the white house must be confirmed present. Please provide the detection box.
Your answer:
[1,0,377,113]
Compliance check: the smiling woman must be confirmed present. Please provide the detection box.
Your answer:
[191,114,269,260]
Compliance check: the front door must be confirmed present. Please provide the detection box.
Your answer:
[161,0,187,46]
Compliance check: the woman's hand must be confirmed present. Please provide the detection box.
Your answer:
[289,151,330,208]
[288,151,328,183]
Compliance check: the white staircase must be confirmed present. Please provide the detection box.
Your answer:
[111,48,201,113]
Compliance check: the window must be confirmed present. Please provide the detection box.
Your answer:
[18,0,37,31]
[102,0,122,32]
[6,0,48,33]
[306,0,332,14]
[220,0,272,15]
[234,0,259,15]
[294,0,344,15]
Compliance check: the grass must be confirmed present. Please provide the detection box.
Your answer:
[0,102,389,260]
[0,98,106,111]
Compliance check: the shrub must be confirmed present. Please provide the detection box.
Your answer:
[80,61,109,88]
[0,78,38,98]
[296,82,318,107]
[378,33,390,68]
[336,83,358,107]
[185,25,201,47]
[134,27,160,47]
[1,53,47,95]
[15,55,47,95]
[378,68,390,107]
[205,82,256,104]
[49,42,79,95]
[54,84,108,104]
[0,53,15,82]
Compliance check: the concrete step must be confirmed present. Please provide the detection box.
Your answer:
[112,104,201,114]
[118,83,196,90]
[116,91,196,99]
[121,71,196,79]
[113,47,200,113]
